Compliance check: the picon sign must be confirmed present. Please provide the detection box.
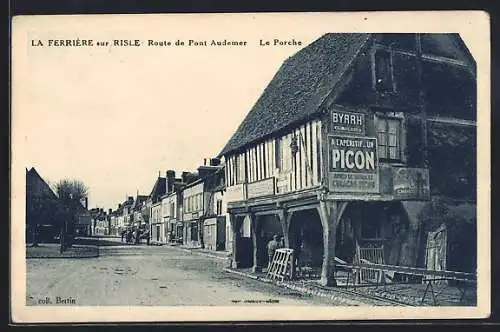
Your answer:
[328,135,379,193]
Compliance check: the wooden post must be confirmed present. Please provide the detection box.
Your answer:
[251,214,261,272]
[277,209,295,279]
[277,210,291,248]
[317,200,348,286]
[229,214,242,268]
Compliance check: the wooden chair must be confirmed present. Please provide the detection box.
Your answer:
[354,242,385,285]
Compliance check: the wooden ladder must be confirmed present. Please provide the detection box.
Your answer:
[266,248,295,281]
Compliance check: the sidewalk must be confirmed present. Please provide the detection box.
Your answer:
[26,243,99,259]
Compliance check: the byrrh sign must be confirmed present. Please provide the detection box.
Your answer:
[331,109,366,135]
[328,135,379,193]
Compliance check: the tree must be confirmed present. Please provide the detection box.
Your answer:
[55,179,89,252]
[55,179,89,202]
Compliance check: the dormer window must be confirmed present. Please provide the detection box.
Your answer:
[373,47,395,93]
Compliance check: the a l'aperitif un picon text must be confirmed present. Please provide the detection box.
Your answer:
[30,38,303,47]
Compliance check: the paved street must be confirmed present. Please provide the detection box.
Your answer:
[26,241,335,306]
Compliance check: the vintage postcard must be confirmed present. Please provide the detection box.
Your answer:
[11,11,490,323]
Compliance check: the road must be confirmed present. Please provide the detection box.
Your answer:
[26,241,337,306]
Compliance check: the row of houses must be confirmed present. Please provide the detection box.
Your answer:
[106,33,477,286]
[106,159,230,251]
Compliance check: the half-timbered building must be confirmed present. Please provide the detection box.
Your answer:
[218,33,476,286]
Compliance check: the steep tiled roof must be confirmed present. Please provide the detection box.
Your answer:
[149,177,166,203]
[131,195,148,210]
[218,33,371,156]
[26,167,58,199]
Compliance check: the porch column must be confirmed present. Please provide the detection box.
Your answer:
[277,209,291,248]
[250,213,261,273]
[317,200,348,287]
[229,213,242,268]
[277,209,295,279]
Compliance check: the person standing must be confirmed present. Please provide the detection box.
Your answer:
[267,234,280,270]
[135,229,140,245]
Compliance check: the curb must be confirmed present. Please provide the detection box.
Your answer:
[223,267,260,280]
[26,245,100,259]
[168,245,231,261]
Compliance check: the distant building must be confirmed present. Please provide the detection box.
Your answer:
[200,160,227,251]
[131,194,148,228]
[26,167,59,243]
[110,204,124,236]
[162,171,184,244]
[147,175,166,244]
[73,197,91,236]
[122,196,134,229]
[181,177,203,248]
[180,160,223,249]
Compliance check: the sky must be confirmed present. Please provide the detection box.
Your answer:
[12,13,485,211]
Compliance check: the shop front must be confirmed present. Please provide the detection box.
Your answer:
[203,216,227,251]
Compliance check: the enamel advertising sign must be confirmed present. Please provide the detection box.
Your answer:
[331,109,366,135]
[328,135,379,193]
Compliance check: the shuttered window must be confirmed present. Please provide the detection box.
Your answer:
[377,117,401,161]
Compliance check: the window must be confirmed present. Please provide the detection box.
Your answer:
[275,138,282,170]
[236,153,246,184]
[373,49,395,92]
[170,202,175,218]
[216,199,223,215]
[377,117,401,161]
[191,223,198,241]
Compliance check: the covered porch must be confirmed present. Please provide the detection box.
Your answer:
[227,192,430,287]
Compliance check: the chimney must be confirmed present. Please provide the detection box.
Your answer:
[210,158,221,166]
[182,171,190,184]
[198,165,214,179]
[84,197,88,209]
[166,170,176,194]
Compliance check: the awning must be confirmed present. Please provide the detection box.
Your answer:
[203,218,217,226]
